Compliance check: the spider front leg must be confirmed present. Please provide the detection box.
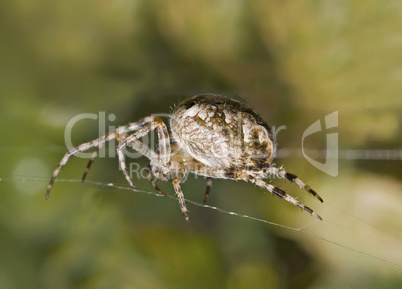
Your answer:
[190,165,322,220]
[46,117,166,199]
[117,116,171,187]
[186,158,323,220]
[81,135,156,183]
[268,167,323,203]
[247,177,322,220]
[46,132,123,199]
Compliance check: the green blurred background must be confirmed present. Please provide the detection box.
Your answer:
[1,1,401,288]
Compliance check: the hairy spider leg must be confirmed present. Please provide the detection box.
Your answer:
[81,145,102,182]
[46,117,161,199]
[172,178,189,222]
[248,178,322,220]
[268,167,323,203]
[81,136,158,182]
[81,120,164,183]
[46,132,122,199]
[117,116,171,187]
[203,177,213,203]
[187,165,322,220]
[146,165,166,196]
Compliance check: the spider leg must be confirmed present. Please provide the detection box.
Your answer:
[188,165,322,220]
[146,165,166,196]
[80,135,148,183]
[117,146,134,187]
[46,117,165,199]
[268,167,323,203]
[117,116,171,187]
[129,139,158,161]
[172,178,189,222]
[81,145,102,182]
[247,177,322,220]
[203,177,212,203]
[46,132,124,199]
[117,116,170,165]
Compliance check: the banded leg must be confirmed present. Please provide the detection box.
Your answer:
[81,136,156,183]
[177,163,322,220]
[203,177,212,203]
[117,117,171,187]
[268,167,323,203]
[146,166,166,196]
[81,121,162,183]
[46,117,164,199]
[120,116,170,165]
[187,164,322,220]
[172,178,189,222]
[81,145,102,182]
[246,177,322,220]
[46,132,124,199]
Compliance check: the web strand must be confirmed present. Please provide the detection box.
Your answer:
[1,176,402,270]
[2,147,402,160]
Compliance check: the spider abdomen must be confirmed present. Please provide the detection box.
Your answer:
[170,94,277,170]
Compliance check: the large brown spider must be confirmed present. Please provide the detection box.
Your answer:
[46,94,323,221]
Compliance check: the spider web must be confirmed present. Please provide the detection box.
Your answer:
[2,146,402,275]
[2,167,402,271]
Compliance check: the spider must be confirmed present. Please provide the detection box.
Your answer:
[46,94,323,222]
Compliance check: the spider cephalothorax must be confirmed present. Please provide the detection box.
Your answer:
[46,94,323,221]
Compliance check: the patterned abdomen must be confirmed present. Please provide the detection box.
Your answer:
[170,94,276,170]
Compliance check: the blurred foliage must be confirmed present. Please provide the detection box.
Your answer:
[0,0,401,289]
